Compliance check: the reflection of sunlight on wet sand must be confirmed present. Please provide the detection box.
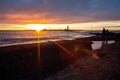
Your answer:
[92,41,115,50]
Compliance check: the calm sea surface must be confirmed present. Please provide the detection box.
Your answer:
[0,30,119,47]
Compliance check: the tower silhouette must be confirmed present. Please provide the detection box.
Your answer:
[67,25,69,31]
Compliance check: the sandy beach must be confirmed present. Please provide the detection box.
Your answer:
[45,41,120,80]
[1,0,120,79]
[0,36,120,80]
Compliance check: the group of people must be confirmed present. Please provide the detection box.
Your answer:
[102,28,109,43]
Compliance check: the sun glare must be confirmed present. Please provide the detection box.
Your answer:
[28,24,44,31]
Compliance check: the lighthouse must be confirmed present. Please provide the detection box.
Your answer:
[67,25,69,31]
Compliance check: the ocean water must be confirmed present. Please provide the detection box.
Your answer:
[0,30,119,47]
[0,30,92,47]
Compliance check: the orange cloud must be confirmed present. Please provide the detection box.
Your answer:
[0,12,65,24]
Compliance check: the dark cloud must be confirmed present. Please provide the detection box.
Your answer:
[0,0,120,24]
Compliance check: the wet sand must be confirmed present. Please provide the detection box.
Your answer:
[0,36,119,80]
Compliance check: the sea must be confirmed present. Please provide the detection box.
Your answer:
[0,30,119,47]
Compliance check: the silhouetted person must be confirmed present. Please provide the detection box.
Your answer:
[106,29,109,39]
[102,28,106,38]
[102,28,107,43]
[106,29,109,33]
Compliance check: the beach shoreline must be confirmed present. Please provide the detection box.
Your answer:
[0,36,120,80]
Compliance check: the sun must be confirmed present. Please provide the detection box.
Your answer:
[28,24,44,31]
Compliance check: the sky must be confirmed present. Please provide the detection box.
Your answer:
[0,0,120,30]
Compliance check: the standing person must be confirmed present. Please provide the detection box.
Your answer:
[106,29,109,39]
[102,28,107,43]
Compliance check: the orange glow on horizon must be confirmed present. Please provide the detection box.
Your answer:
[28,24,45,31]
[0,20,120,30]
[0,13,120,30]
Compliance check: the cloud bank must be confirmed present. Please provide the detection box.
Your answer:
[0,0,120,24]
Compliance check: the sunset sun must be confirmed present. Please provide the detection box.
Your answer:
[28,24,44,31]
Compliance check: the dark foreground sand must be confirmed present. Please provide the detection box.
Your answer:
[45,41,120,80]
[0,36,120,80]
